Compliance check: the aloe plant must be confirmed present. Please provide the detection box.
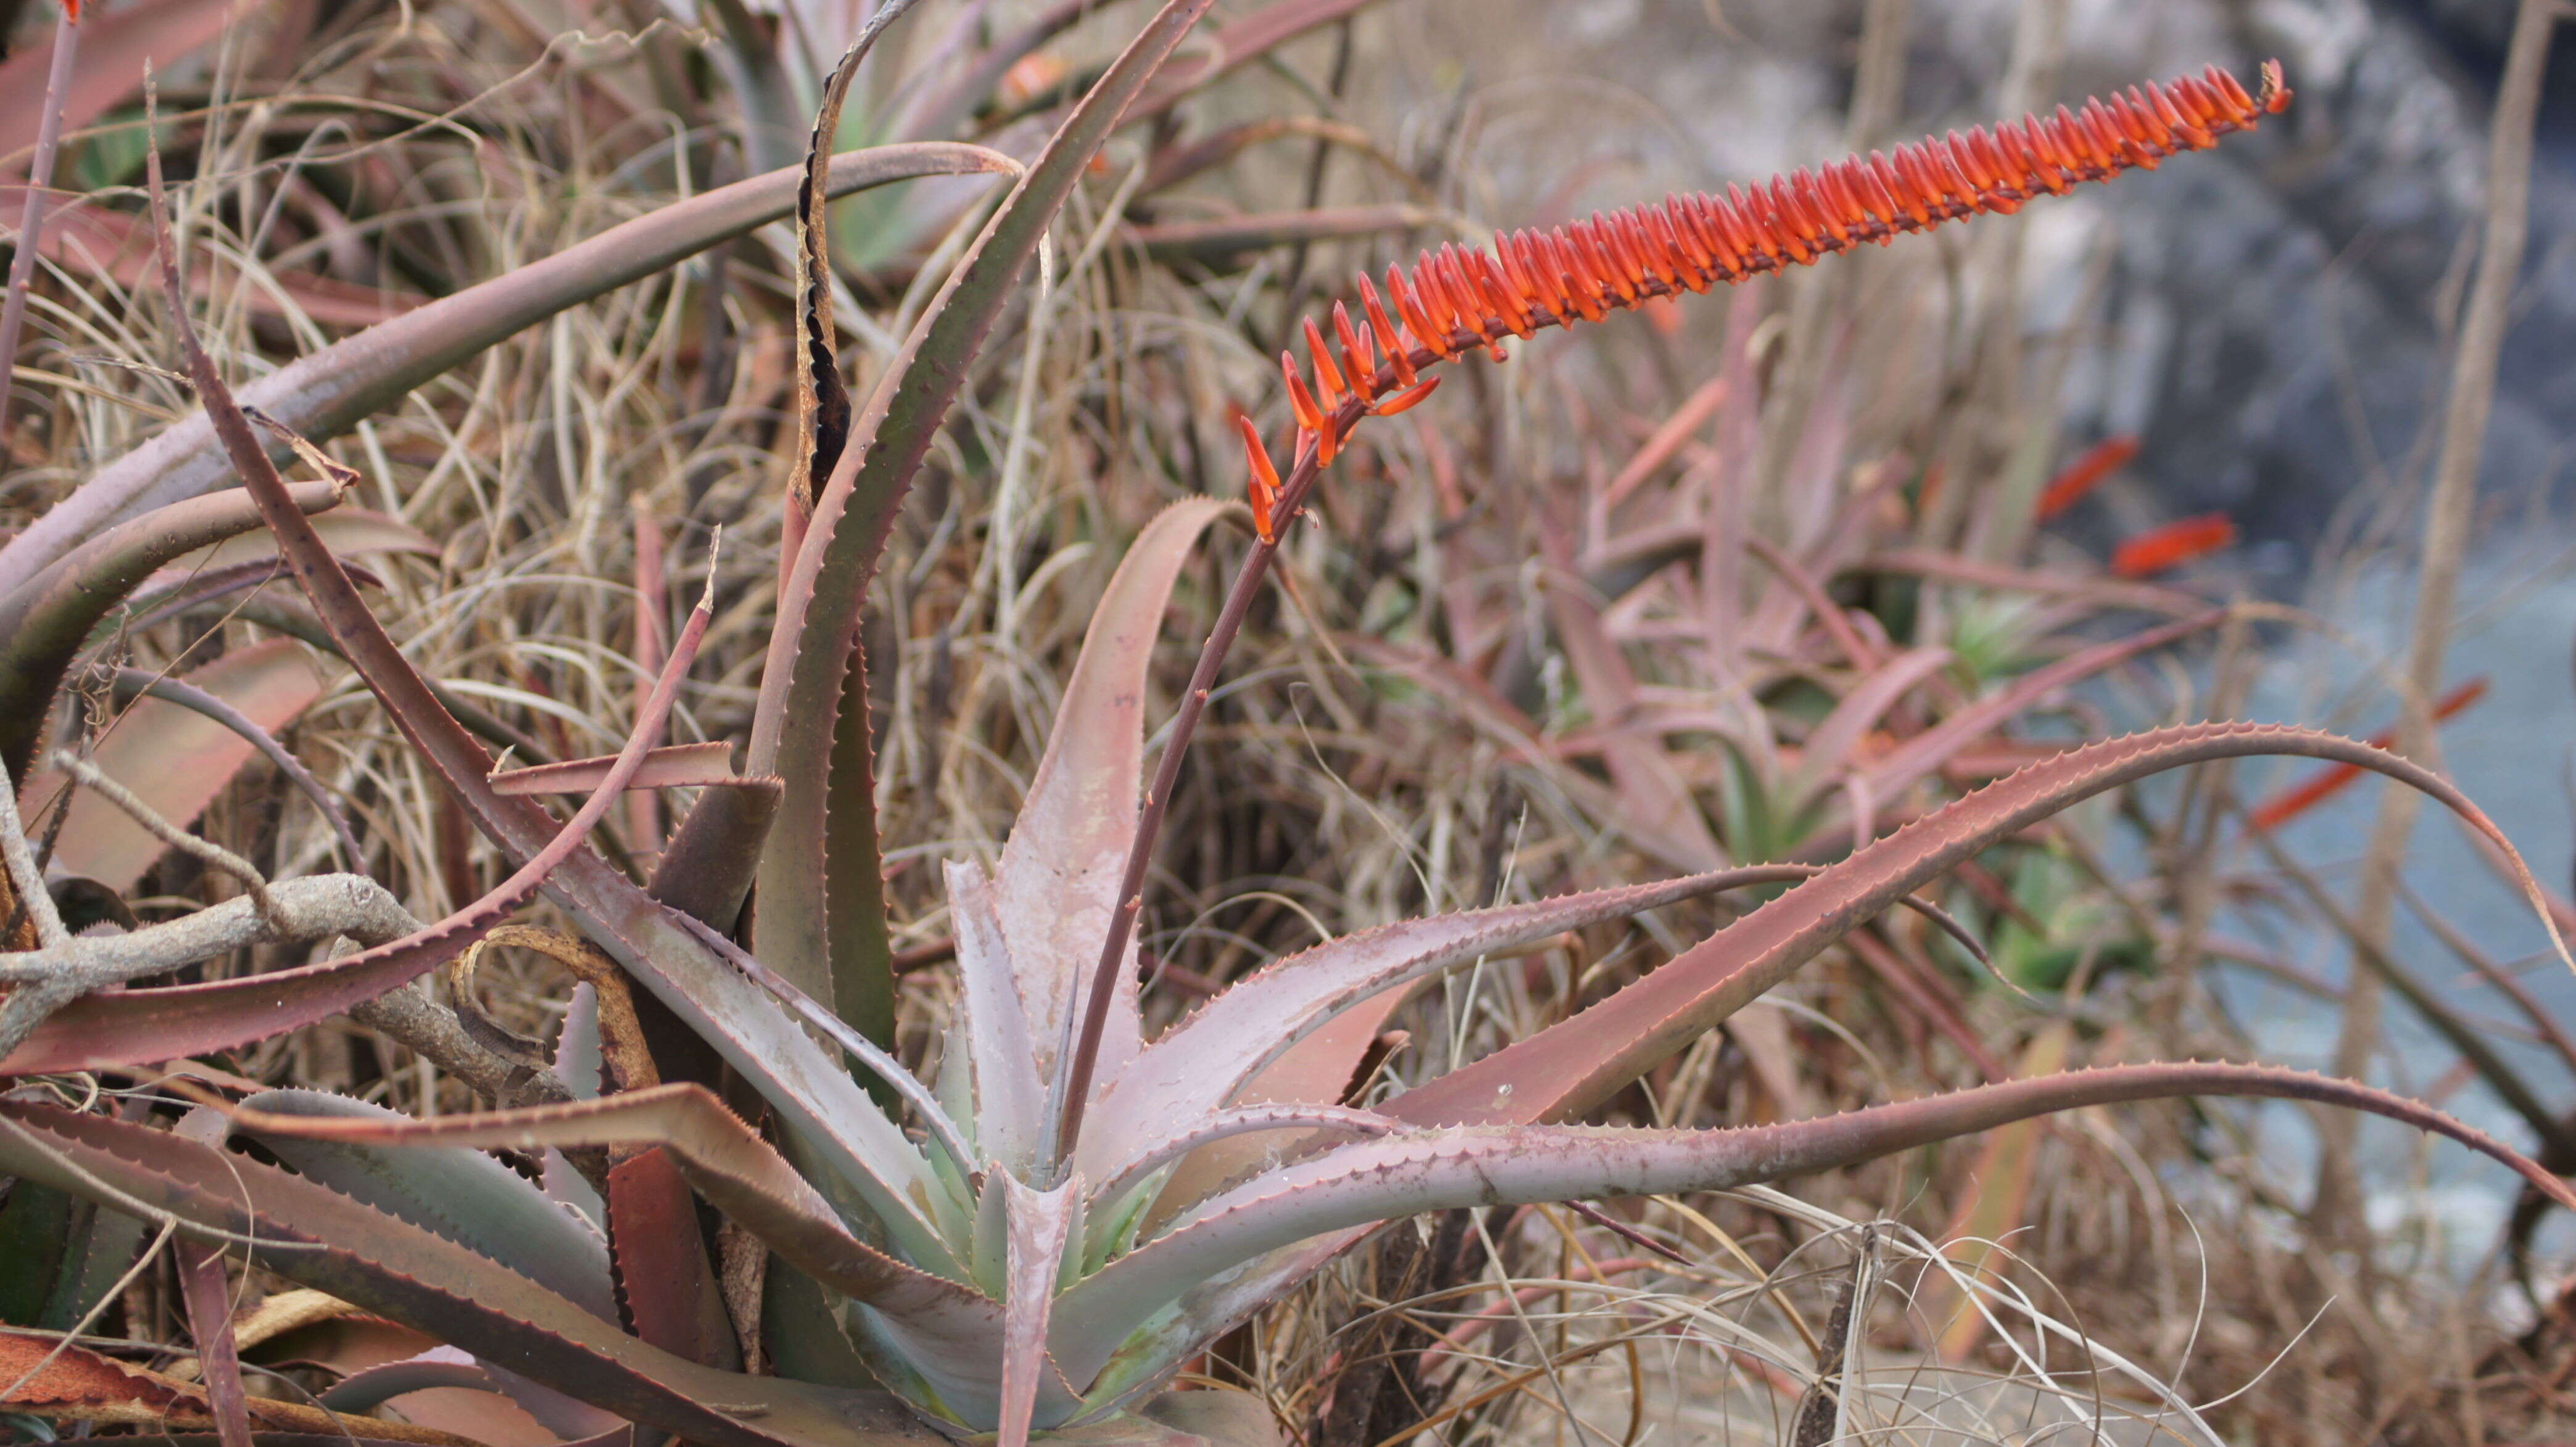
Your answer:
[7,22,2574,1447]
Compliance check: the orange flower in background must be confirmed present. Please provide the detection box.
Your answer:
[2037,434,2142,520]
[2111,513,2237,577]
[1241,63,2292,539]
[2245,679,2491,831]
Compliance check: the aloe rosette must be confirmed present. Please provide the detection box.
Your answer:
[6,9,2572,1447]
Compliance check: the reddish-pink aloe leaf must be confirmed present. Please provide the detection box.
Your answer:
[996,1174,1081,1446]
[0,143,1015,595]
[132,152,956,1273]
[109,666,362,867]
[1539,548,1727,873]
[1072,867,1807,1188]
[175,1236,254,1447]
[0,186,425,329]
[1854,609,2227,806]
[996,498,1232,1099]
[1125,0,1396,124]
[0,0,242,175]
[489,742,743,796]
[740,1,1216,1043]
[23,638,325,894]
[1781,645,1954,814]
[1385,723,2567,1129]
[0,479,338,781]
[0,590,698,1074]
[606,1148,741,1371]
[1053,1062,2576,1387]
[0,1103,944,1447]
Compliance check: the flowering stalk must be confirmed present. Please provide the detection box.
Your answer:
[1053,60,2290,1167]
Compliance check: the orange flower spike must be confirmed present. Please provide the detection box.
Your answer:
[1886,144,1944,212]
[2149,79,2213,147]
[2085,97,2145,163]
[2113,88,2172,152]
[1610,213,1660,291]
[2211,63,2258,121]
[1496,233,1546,320]
[1331,301,1377,392]
[1546,228,1602,313]
[1413,250,1464,337]
[2018,125,2076,194]
[1963,129,2015,193]
[2102,93,2166,167]
[1685,202,1731,280]
[1942,132,1997,194]
[1866,152,1929,228]
[2079,102,2130,167]
[1555,228,1611,321]
[1302,317,1349,405]
[1387,265,1451,361]
[1236,413,1283,543]
[2175,75,2227,127]
[1818,163,1874,237]
[2111,513,2237,578]
[1282,352,1326,434]
[1758,180,1815,262]
[1929,134,1985,204]
[1843,157,1899,233]
[1371,375,1442,418]
[1509,231,1569,316]
[1481,249,1538,339]
[1356,274,1415,386]
[1787,171,1847,247]
[1646,205,1704,289]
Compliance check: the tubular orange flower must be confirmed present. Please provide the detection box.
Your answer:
[2036,435,2143,521]
[2110,512,2237,578]
[1237,413,1285,543]
[1246,62,2287,529]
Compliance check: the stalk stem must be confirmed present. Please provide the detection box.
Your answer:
[1048,429,1339,1169]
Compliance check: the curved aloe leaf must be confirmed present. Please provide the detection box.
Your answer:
[24,639,325,895]
[1855,608,2227,804]
[995,498,1232,1098]
[109,666,362,866]
[1386,723,2567,1129]
[1779,645,1953,814]
[0,480,337,780]
[0,577,698,1075]
[1071,867,1802,1187]
[1053,1062,2576,1389]
[0,1103,943,1447]
[742,1,1216,1035]
[136,165,958,1276]
[0,143,1016,594]
[233,1090,618,1324]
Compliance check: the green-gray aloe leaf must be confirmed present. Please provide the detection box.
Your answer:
[232,1089,618,1323]
[0,1103,943,1447]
